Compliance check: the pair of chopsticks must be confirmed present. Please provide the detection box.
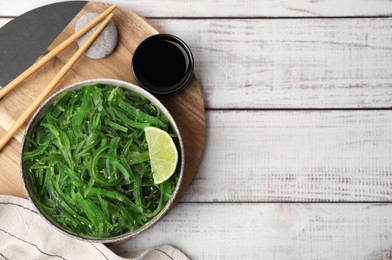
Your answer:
[0,5,117,151]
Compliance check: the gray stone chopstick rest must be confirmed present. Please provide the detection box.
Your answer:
[75,13,118,59]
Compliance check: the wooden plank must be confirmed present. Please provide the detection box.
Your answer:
[1,18,392,109]
[110,203,392,259]
[2,0,392,17]
[180,110,392,202]
[152,18,392,109]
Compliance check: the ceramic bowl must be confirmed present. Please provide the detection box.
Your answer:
[20,78,185,243]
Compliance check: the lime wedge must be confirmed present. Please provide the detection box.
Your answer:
[145,126,178,184]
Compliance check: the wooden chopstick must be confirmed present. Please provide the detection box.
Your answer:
[0,4,117,100]
[0,13,115,151]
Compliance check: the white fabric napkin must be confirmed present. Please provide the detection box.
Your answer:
[0,195,189,260]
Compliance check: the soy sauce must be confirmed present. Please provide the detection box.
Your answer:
[132,34,194,95]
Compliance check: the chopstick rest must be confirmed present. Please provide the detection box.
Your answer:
[0,13,115,151]
[0,4,116,100]
[75,12,118,59]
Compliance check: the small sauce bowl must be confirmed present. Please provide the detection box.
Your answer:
[132,34,194,95]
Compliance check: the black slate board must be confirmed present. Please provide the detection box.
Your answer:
[0,1,86,88]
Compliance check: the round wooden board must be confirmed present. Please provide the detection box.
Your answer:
[0,1,206,202]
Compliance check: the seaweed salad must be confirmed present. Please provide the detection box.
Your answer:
[23,84,179,238]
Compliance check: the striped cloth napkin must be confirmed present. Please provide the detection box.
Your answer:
[0,195,189,260]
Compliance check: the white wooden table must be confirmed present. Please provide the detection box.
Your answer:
[1,1,392,259]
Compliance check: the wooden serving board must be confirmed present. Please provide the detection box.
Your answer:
[0,1,206,200]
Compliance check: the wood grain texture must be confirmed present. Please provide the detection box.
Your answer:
[152,18,392,109]
[0,2,206,200]
[180,110,392,202]
[2,17,392,108]
[110,203,392,259]
[2,0,392,17]
[2,2,392,259]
